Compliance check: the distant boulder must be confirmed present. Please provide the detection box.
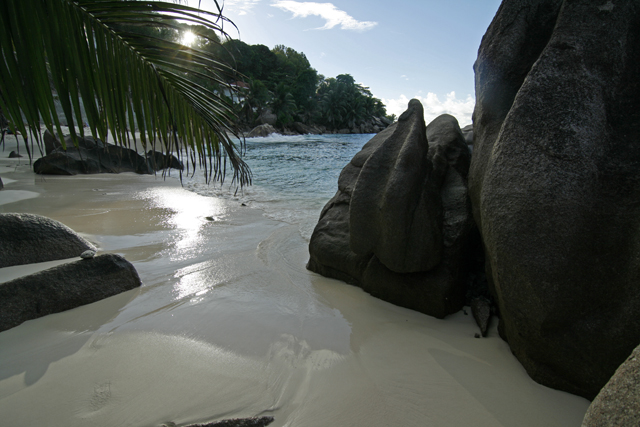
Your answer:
[36,131,155,175]
[37,131,181,175]
[0,213,96,268]
[8,151,22,158]
[43,129,61,155]
[291,122,320,135]
[247,124,277,138]
[43,129,105,155]
[308,101,474,318]
[34,143,152,175]
[468,0,640,398]
[146,150,184,171]
[0,254,141,332]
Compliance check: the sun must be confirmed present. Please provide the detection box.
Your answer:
[181,31,197,46]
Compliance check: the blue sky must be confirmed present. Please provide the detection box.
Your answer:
[194,0,503,126]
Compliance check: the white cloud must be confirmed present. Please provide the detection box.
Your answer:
[220,0,261,15]
[383,92,475,126]
[271,1,377,31]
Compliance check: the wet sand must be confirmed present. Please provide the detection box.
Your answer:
[0,139,590,426]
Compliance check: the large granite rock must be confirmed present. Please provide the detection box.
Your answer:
[468,0,640,398]
[308,100,474,318]
[247,124,277,138]
[350,100,443,273]
[0,254,141,332]
[582,344,640,426]
[0,213,96,268]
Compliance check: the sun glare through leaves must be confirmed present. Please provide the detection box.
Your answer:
[181,31,197,46]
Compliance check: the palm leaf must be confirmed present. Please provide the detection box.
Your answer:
[0,0,250,186]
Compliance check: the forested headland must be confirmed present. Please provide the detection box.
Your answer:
[159,24,395,135]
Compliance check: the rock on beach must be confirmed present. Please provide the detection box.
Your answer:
[0,253,141,332]
[0,213,96,268]
[308,101,475,319]
[469,0,640,399]
[35,130,182,175]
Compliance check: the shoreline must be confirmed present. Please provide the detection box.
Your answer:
[0,137,590,426]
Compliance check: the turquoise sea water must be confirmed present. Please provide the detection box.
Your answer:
[183,133,375,239]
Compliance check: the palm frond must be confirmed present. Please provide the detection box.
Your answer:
[0,0,251,186]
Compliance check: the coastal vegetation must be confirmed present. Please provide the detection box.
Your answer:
[138,25,395,133]
[215,40,393,132]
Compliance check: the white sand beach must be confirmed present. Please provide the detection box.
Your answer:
[0,137,590,426]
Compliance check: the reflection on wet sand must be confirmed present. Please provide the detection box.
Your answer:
[0,159,589,427]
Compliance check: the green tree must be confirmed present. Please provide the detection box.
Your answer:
[0,0,250,185]
[271,82,297,127]
[213,38,388,132]
[271,46,320,122]
[316,74,388,130]
[238,79,271,124]
[293,68,322,123]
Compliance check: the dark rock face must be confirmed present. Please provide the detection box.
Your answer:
[0,254,141,332]
[469,0,640,398]
[0,213,96,268]
[582,344,640,426]
[350,100,442,273]
[308,100,474,318]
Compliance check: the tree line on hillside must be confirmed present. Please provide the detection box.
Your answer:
[151,24,395,134]
[219,40,394,133]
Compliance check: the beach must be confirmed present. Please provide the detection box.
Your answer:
[0,136,590,426]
